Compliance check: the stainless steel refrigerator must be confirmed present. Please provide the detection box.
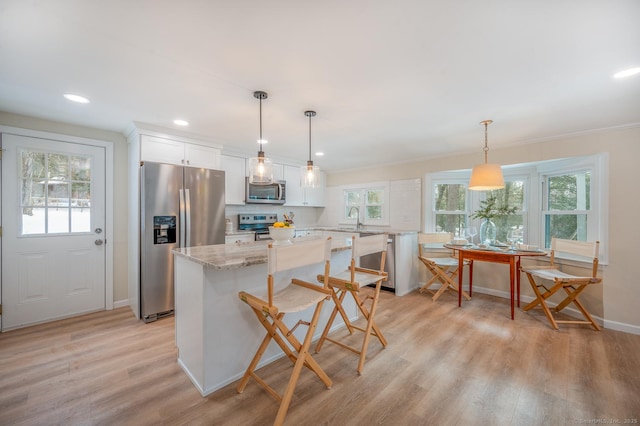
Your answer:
[140,162,225,322]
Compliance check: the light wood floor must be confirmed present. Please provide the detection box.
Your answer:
[1,290,639,426]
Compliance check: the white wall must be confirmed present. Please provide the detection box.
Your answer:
[0,111,130,303]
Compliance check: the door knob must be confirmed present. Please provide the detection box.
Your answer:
[95,239,104,246]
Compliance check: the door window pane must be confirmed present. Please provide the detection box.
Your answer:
[19,149,92,235]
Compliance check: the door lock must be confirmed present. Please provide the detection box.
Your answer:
[95,228,103,234]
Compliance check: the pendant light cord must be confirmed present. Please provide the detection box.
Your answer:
[481,119,493,164]
[259,96,263,152]
[308,113,312,161]
[304,110,316,165]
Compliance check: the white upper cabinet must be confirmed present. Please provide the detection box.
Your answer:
[220,154,246,205]
[283,164,326,207]
[141,135,220,169]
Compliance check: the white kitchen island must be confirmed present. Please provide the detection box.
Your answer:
[172,237,356,397]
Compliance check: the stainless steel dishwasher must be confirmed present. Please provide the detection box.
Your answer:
[358,233,395,292]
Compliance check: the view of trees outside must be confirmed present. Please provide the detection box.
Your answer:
[434,172,590,246]
[20,149,92,235]
[544,171,590,246]
[434,183,466,236]
[365,189,384,220]
[344,188,384,222]
[488,181,524,242]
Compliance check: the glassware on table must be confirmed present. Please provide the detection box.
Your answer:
[465,226,478,245]
[506,228,523,250]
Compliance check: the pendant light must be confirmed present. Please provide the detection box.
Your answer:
[301,110,319,188]
[469,119,505,191]
[248,90,274,184]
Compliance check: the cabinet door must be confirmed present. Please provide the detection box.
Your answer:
[283,165,304,206]
[303,170,326,207]
[220,154,246,205]
[140,135,184,166]
[185,144,220,169]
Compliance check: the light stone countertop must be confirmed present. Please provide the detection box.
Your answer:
[302,226,418,236]
[172,236,353,270]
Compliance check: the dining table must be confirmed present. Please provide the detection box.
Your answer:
[445,244,548,319]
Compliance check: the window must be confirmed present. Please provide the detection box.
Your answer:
[343,182,389,226]
[20,149,92,235]
[433,182,467,236]
[425,154,608,263]
[542,170,591,247]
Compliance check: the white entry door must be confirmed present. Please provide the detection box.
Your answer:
[1,133,106,330]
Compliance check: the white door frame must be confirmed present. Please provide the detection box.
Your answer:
[0,125,114,316]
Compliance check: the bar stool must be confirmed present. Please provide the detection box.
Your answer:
[236,237,333,426]
[315,233,389,374]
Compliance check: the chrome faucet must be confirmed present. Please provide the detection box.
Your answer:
[348,206,363,230]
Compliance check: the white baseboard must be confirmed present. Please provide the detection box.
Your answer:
[113,299,130,309]
[470,285,640,336]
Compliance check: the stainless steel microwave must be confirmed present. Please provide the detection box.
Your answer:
[245,178,286,204]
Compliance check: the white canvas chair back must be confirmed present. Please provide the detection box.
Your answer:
[268,237,332,274]
[418,232,452,258]
[551,238,599,264]
[352,233,388,259]
[418,232,452,246]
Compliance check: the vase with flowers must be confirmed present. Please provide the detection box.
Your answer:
[471,195,517,245]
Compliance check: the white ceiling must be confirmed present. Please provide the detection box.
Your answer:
[1,0,639,172]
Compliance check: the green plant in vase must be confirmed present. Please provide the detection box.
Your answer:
[471,195,517,245]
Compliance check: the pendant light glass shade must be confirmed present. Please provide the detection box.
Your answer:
[469,120,505,191]
[248,91,274,185]
[301,110,319,188]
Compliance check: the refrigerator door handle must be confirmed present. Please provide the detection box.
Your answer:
[184,188,192,247]
[179,188,186,247]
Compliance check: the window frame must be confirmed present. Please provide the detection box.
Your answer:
[341,181,390,227]
[424,153,608,264]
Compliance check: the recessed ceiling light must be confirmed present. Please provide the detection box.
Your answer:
[64,93,90,103]
[315,152,324,156]
[173,119,189,126]
[613,67,640,79]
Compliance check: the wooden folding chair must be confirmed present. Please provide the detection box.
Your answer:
[237,237,333,426]
[521,238,602,330]
[315,233,389,375]
[418,232,472,301]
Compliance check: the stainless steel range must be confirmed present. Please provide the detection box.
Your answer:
[238,213,278,241]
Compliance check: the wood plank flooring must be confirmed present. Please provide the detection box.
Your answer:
[1,290,639,425]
